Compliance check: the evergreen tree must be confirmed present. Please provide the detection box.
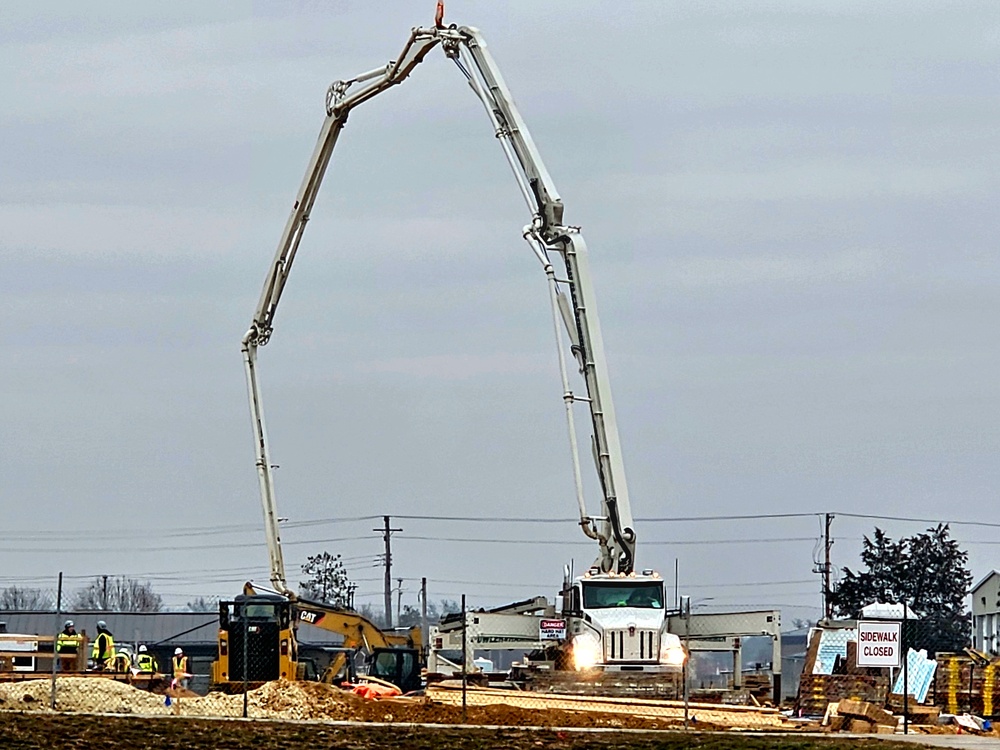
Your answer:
[829,524,971,652]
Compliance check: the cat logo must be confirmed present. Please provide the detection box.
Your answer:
[299,611,323,625]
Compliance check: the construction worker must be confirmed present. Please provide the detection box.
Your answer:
[56,620,82,671]
[172,647,190,689]
[113,649,132,673]
[136,644,158,673]
[91,620,115,671]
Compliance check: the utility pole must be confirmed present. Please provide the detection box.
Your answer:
[374,516,402,628]
[420,577,428,663]
[396,577,404,622]
[823,513,834,620]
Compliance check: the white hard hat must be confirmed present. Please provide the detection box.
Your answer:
[174,647,183,655]
[64,620,74,628]
[138,645,148,653]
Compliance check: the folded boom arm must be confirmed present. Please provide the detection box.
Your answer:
[244,22,637,596]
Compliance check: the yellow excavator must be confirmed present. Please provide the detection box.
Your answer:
[210,584,421,692]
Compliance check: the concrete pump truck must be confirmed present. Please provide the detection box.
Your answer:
[218,5,686,689]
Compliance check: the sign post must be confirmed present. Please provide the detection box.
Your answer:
[856,621,901,668]
[902,606,908,735]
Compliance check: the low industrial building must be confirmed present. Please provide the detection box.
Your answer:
[972,570,1000,656]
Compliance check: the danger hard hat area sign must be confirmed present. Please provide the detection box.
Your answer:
[539,619,567,640]
[856,621,901,667]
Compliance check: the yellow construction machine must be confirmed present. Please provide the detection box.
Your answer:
[210,584,421,692]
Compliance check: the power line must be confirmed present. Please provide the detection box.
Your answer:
[395,535,821,546]
[834,512,1000,529]
[5,508,1000,541]
[0,535,366,554]
[11,528,1000,557]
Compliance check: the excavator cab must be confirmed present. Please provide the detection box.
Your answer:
[367,647,422,693]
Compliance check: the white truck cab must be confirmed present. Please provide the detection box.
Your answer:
[564,568,685,672]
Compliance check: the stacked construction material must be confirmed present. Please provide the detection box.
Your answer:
[934,653,1000,716]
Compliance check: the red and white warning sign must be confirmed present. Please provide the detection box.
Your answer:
[856,621,901,667]
[539,619,567,640]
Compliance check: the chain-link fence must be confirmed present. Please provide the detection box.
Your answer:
[421,597,788,730]
[1,588,789,728]
[792,613,999,730]
[7,580,990,728]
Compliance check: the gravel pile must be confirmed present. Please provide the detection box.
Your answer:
[0,678,168,714]
[0,679,369,719]
[0,678,684,729]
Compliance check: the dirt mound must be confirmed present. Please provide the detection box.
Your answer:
[248,681,358,720]
[0,678,682,729]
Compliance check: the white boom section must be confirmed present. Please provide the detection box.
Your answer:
[453,28,635,573]
[242,27,447,593]
[242,22,637,594]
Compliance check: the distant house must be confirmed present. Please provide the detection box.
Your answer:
[971,570,1000,656]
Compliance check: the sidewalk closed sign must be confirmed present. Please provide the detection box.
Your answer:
[856,621,901,667]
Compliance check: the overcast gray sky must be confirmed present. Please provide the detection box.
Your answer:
[2,1,998,618]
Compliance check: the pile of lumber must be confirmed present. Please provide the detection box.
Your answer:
[742,673,772,704]
[825,697,942,734]
[934,653,1000,716]
[887,692,941,724]
[796,674,888,715]
[427,683,788,729]
[826,698,898,734]
[526,670,682,699]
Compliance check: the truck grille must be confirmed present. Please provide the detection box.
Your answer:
[604,628,659,662]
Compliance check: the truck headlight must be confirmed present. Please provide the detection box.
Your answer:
[572,632,601,671]
[659,632,686,667]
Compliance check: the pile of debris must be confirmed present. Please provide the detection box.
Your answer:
[824,698,903,734]
[822,697,997,736]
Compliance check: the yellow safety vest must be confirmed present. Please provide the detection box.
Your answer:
[56,632,82,653]
[137,653,157,672]
[113,652,131,672]
[172,654,188,676]
[91,631,115,663]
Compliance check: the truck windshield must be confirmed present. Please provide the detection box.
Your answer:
[582,582,664,609]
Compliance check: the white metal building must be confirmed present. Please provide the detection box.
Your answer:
[971,570,1000,655]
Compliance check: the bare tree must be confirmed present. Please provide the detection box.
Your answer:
[72,576,163,612]
[357,603,386,627]
[0,586,54,610]
[299,552,353,607]
[398,599,461,627]
[186,596,218,612]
